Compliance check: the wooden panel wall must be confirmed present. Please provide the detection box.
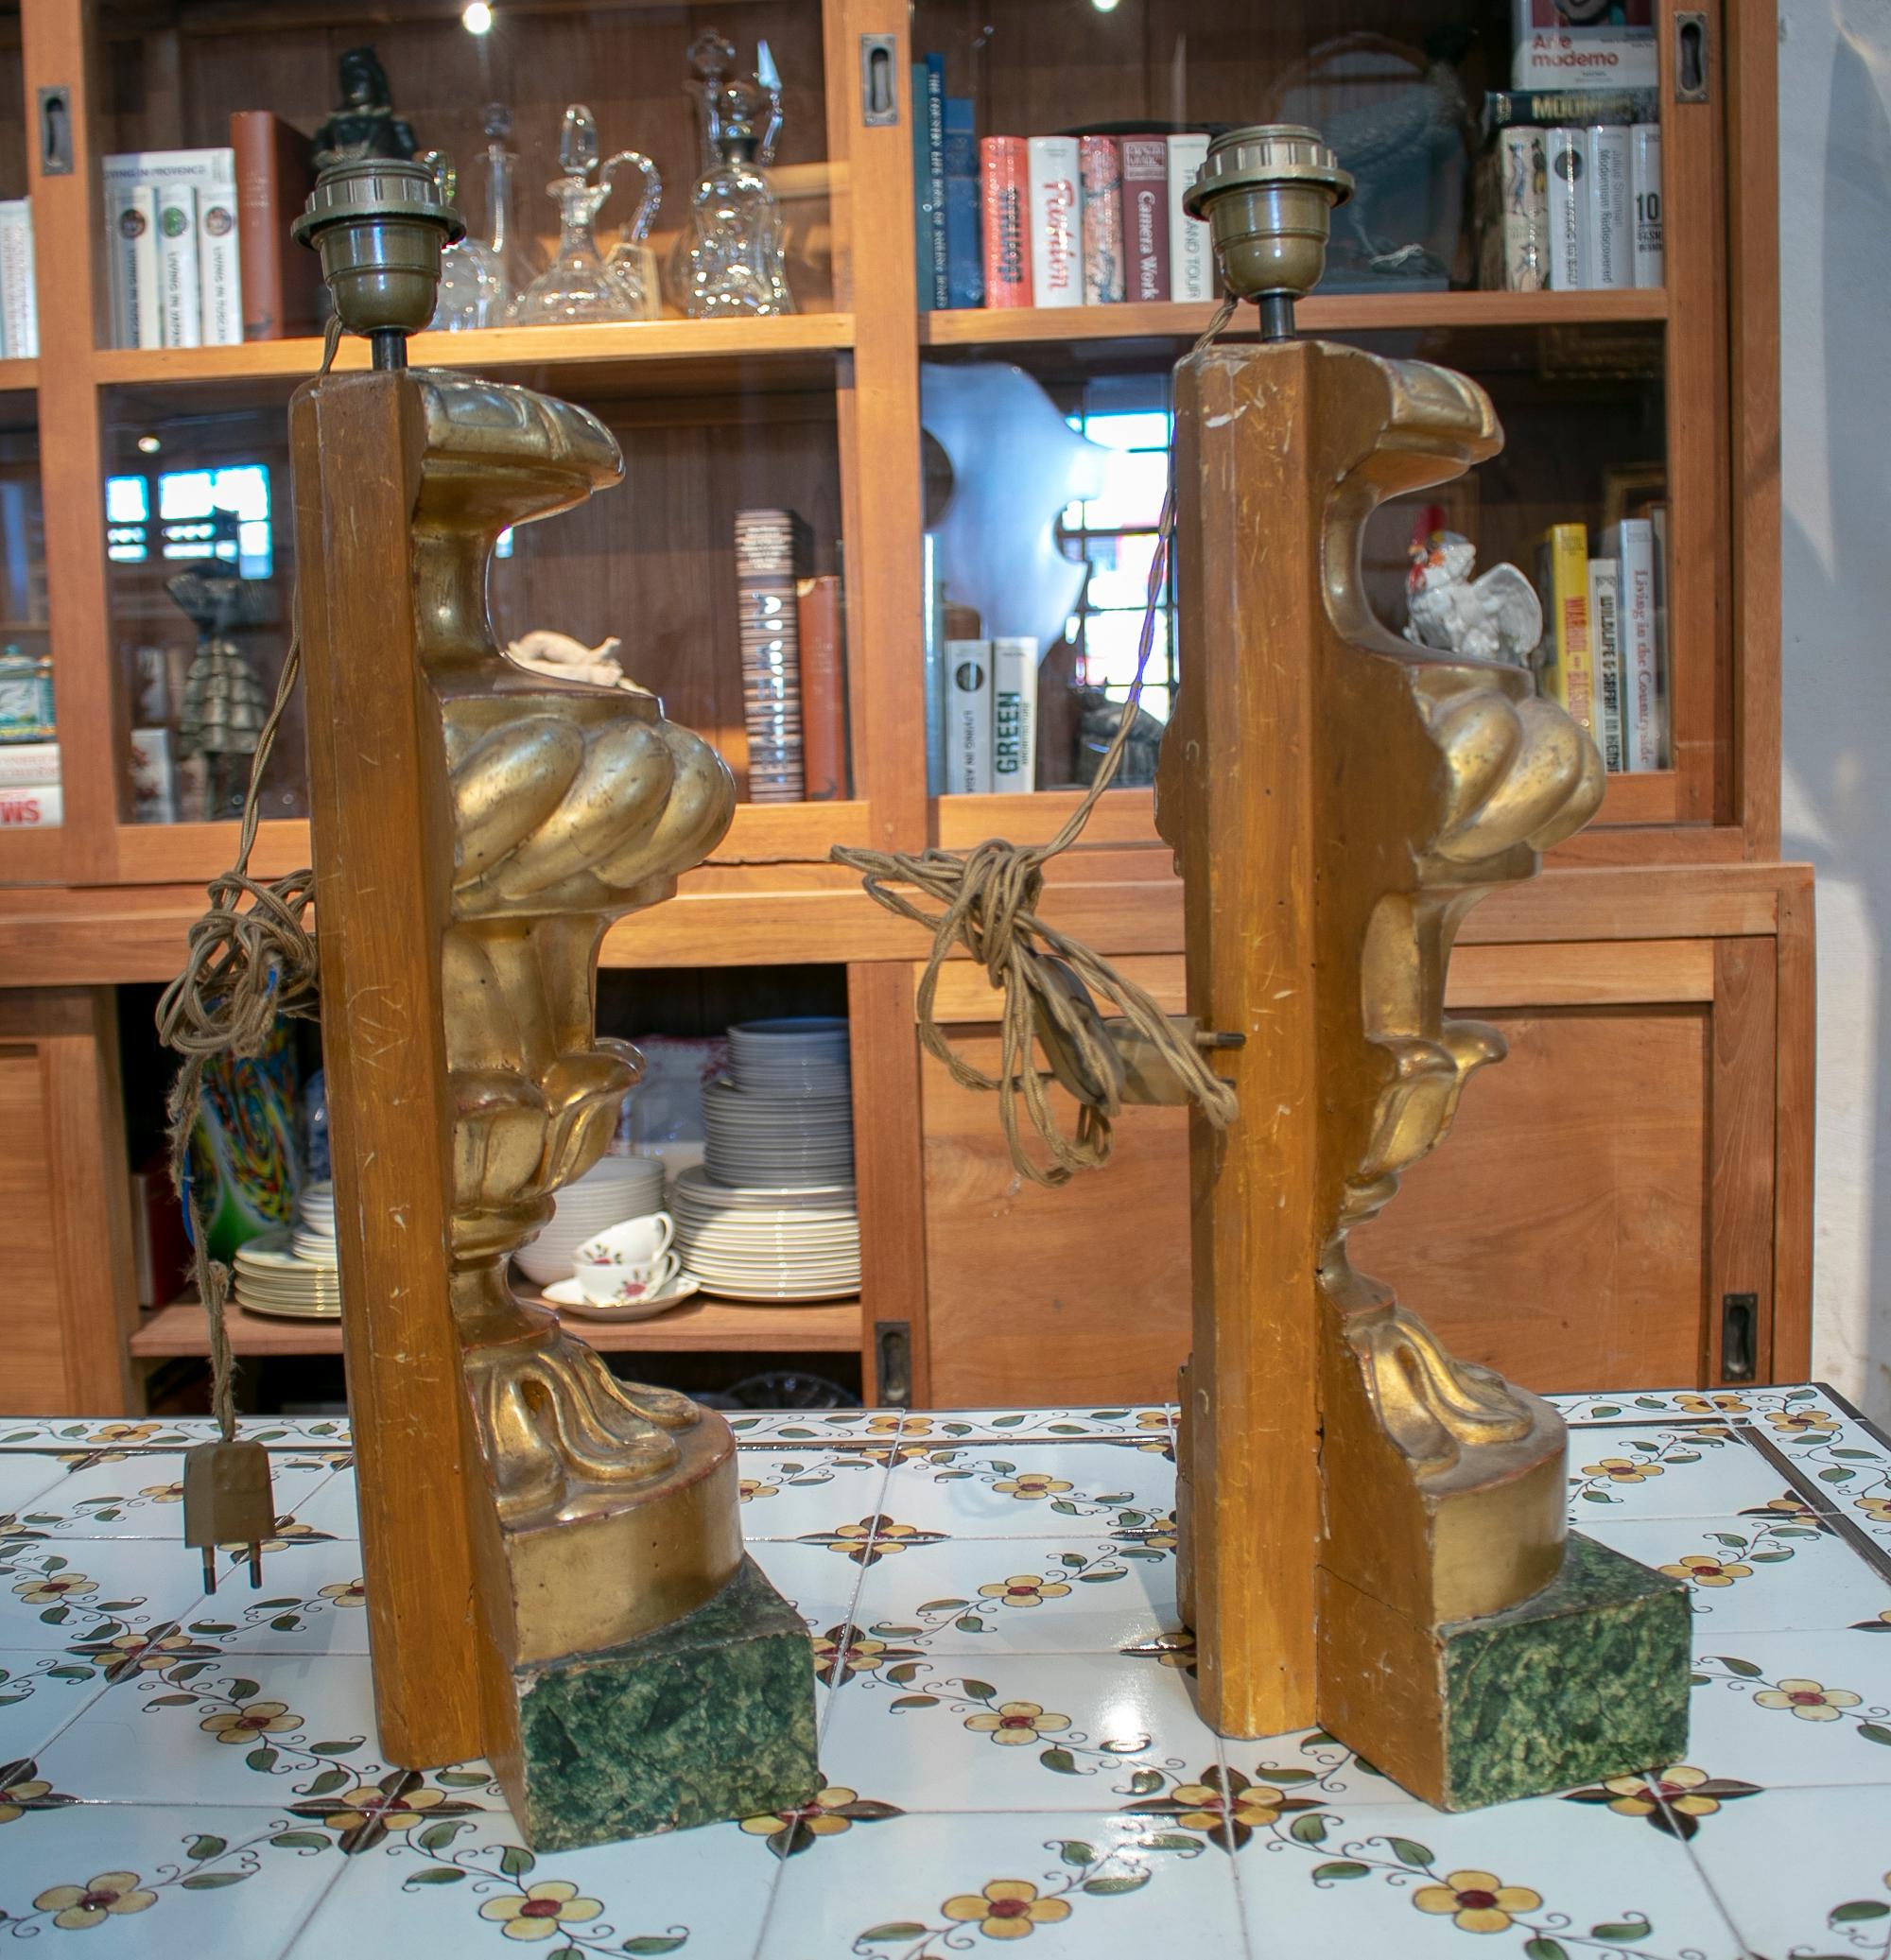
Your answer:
[0,1048,73,1407]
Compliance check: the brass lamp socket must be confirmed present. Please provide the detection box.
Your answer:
[1182,124,1353,340]
[292,158,465,363]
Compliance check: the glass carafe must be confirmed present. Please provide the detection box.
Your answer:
[671,74,794,319]
[476,101,537,314]
[512,106,662,326]
[424,150,506,331]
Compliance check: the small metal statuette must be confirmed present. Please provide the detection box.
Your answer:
[312,45,420,175]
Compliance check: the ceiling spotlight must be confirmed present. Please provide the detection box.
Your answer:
[462,2,494,33]
[136,433,161,454]
[1091,0,1121,12]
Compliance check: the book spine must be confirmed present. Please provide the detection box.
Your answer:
[1648,502,1671,768]
[1511,0,1658,91]
[795,573,848,801]
[1483,86,1660,132]
[1605,518,1660,771]
[0,739,58,788]
[0,205,33,360]
[1580,125,1631,289]
[0,781,60,827]
[156,181,201,347]
[1498,128,1548,291]
[1545,127,1586,289]
[945,638,993,794]
[943,98,983,307]
[1535,522,1593,732]
[991,637,1038,790]
[922,533,945,791]
[1079,135,1124,304]
[1121,137,1169,301]
[980,137,1032,307]
[197,154,242,346]
[911,65,934,313]
[924,55,948,308]
[231,113,283,339]
[1587,558,1624,772]
[733,509,804,804]
[1026,135,1080,308]
[1167,133,1211,301]
[1631,123,1663,287]
[130,186,161,349]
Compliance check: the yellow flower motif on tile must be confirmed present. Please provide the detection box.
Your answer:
[11,1572,96,1605]
[1136,1412,1171,1431]
[1766,1410,1839,1436]
[738,1480,779,1503]
[1156,1630,1198,1670]
[31,1871,158,1931]
[200,1699,301,1744]
[1170,1779,1287,1833]
[964,1702,1070,1746]
[1758,1496,1819,1524]
[865,1415,905,1434]
[1412,1869,1543,1934]
[977,1575,1072,1609]
[1603,1764,1721,1818]
[98,1632,195,1673]
[1752,1677,1863,1722]
[1674,1393,1750,1414]
[1580,1458,1665,1485]
[321,1783,449,1833]
[225,1522,321,1556]
[1658,1554,1752,1587]
[137,1483,184,1503]
[92,1423,163,1445]
[992,1473,1072,1500]
[0,1773,50,1825]
[1856,1496,1891,1524]
[739,1784,859,1839]
[898,1417,935,1436]
[811,1632,890,1675]
[831,1521,924,1557]
[477,1879,605,1942]
[319,1579,368,1608]
[942,1879,1072,1940]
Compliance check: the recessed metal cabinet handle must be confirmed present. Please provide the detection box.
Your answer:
[875,1319,912,1406]
[860,36,899,128]
[1720,1292,1758,1383]
[1674,11,1710,103]
[38,86,72,175]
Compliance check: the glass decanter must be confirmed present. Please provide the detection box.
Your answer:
[512,105,662,326]
[425,150,506,330]
[670,71,794,318]
[476,101,537,314]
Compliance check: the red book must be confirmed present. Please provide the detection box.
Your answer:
[230,110,321,340]
[1079,135,1125,304]
[1121,137,1170,302]
[980,136,1032,307]
[796,574,848,801]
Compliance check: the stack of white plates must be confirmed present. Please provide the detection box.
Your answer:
[515,1153,667,1288]
[703,1079,854,1187]
[290,1180,338,1268]
[672,1167,860,1302]
[234,1230,341,1320]
[727,1017,851,1099]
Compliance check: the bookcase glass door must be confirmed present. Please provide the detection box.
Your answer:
[92,0,833,352]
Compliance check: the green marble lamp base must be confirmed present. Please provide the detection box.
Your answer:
[505,1555,821,1852]
[1321,1533,1691,1812]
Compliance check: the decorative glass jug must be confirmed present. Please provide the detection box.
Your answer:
[425,150,506,330]
[512,105,662,326]
[475,101,537,314]
[670,68,793,319]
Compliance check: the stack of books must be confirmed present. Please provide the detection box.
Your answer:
[1478,92,1662,293]
[0,737,59,830]
[942,636,1037,795]
[104,147,244,350]
[911,54,1213,310]
[1535,515,1668,773]
[734,508,806,804]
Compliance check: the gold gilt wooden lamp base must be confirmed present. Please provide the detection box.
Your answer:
[286,161,817,1848]
[1156,129,1691,1808]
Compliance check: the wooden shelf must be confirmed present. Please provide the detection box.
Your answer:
[92,316,855,402]
[0,359,36,393]
[131,1292,864,1359]
[918,289,1670,348]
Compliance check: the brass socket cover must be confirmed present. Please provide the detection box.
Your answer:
[292,157,466,336]
[1182,123,1354,304]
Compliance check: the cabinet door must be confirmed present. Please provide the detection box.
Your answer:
[917,928,1795,1405]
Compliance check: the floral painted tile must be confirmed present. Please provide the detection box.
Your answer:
[1577,1513,1891,1632]
[881,1441,1179,1540]
[757,1807,1243,1960]
[0,1646,114,1761]
[1559,1384,1855,1429]
[1681,1630,1891,1789]
[820,1648,1226,1816]
[850,1534,1177,1657]
[1564,1420,1824,1522]
[166,1543,373,1657]
[726,1409,906,1445]
[916,1407,1177,1443]
[278,1467,360,1541]
[285,1803,777,1960]
[0,1535,209,1649]
[17,1451,344,1540]
[1679,1783,1891,1958]
[0,1450,65,1514]
[1227,1789,1743,1960]
[746,1538,873,1644]
[0,1799,345,1955]
[736,1448,893,1541]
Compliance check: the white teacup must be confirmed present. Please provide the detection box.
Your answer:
[573,1213,679,1307]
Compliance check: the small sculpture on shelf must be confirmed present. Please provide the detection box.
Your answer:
[1403,528,1543,666]
[424,152,506,331]
[312,45,420,175]
[503,628,651,694]
[171,560,267,822]
[512,106,662,325]
[670,33,793,319]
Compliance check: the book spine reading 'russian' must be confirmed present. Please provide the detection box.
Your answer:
[980,137,1032,307]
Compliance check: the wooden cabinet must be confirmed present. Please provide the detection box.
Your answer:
[0,0,1804,1414]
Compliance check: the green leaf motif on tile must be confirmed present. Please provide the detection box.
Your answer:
[37,1606,66,1625]
[226,1678,260,1703]
[957,1679,996,1701]
[1819,1467,1856,1483]
[1747,1552,1795,1564]
[858,1927,928,1944]
[885,1663,921,1685]
[1581,1490,1616,1503]
[187,1834,226,1860]
[954,1617,985,1636]
[1831,1448,1878,1460]
[1267,1768,1316,1785]
[146,1693,199,1707]
[181,1873,248,1890]
[1076,1570,1125,1584]
[1713,1656,1763,1676]
[436,1770,489,1787]
[1831,1901,1891,1921]
[1311,1862,1371,1882]
[1126,1769,1165,1795]
[915,1600,967,1612]
[1083,1871,1151,1895]
[1589,1405,1622,1416]
[1137,1833,1202,1852]
[1856,1723,1891,1746]
[1524,1940,1570,1960]
[246,1746,277,1772]
[306,1740,364,1757]
[269,1615,302,1632]
[1058,1553,1085,1569]
[501,1844,537,1878]
[991,1415,1025,1428]
[417,1819,469,1852]
[1040,1748,1078,1774]
[304,1767,349,1795]
[1056,1840,1096,1866]
[1383,1836,1432,1867]
[889,1695,937,1710]
[269,1831,329,1851]
[1289,1813,1327,1844]
[619,1936,687,1956]
[1589,1919,1651,1943]
[404,1867,466,1886]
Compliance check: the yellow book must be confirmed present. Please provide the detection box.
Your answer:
[1534,522,1595,735]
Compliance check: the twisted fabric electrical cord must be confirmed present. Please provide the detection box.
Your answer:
[833,299,1241,1187]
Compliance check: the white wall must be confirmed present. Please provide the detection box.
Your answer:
[1778,0,1891,1417]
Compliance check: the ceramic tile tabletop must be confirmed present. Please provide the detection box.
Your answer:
[0,1382,1885,1958]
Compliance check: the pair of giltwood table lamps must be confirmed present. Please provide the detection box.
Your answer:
[246,126,1690,1849]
